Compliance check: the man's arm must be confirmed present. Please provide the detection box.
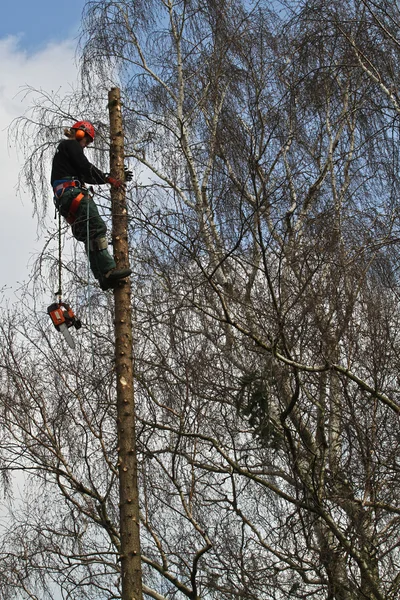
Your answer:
[67,140,109,185]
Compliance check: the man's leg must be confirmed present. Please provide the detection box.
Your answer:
[71,195,115,279]
[71,195,130,288]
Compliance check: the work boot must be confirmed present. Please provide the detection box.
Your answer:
[100,267,132,291]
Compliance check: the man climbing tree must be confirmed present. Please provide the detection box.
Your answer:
[51,120,132,290]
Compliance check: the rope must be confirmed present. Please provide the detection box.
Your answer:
[58,211,62,302]
[86,195,96,368]
[56,193,95,365]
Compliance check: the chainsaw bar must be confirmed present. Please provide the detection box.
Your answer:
[58,322,76,349]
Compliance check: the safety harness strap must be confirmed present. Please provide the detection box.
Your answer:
[66,192,85,224]
[53,180,78,195]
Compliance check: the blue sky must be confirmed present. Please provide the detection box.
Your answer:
[0,1,87,298]
[0,5,86,593]
[0,8,102,595]
[0,0,85,52]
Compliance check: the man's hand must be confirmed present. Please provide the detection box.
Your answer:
[124,167,133,182]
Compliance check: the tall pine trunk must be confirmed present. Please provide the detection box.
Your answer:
[108,86,143,600]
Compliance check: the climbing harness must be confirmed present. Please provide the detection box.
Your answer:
[53,180,79,194]
[52,179,85,224]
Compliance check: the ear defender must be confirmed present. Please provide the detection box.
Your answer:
[75,129,85,140]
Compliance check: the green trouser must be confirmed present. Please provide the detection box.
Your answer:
[56,188,116,282]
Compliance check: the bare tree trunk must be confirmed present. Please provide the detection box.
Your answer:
[108,86,143,600]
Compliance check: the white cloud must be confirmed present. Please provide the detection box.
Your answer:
[0,36,79,297]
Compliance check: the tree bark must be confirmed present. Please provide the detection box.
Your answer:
[108,86,143,600]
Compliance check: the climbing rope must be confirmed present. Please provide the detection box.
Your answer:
[86,194,96,368]
[57,210,62,303]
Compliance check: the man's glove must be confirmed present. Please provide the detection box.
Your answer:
[124,166,133,182]
[106,176,126,189]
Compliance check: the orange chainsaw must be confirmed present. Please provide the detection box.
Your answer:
[47,302,82,349]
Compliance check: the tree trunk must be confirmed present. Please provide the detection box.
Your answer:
[108,86,143,600]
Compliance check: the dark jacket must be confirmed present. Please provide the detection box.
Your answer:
[51,139,108,186]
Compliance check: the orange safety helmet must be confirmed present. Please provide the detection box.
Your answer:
[71,120,95,141]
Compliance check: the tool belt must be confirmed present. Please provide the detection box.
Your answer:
[53,179,85,224]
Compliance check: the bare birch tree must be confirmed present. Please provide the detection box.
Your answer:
[1,1,400,599]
